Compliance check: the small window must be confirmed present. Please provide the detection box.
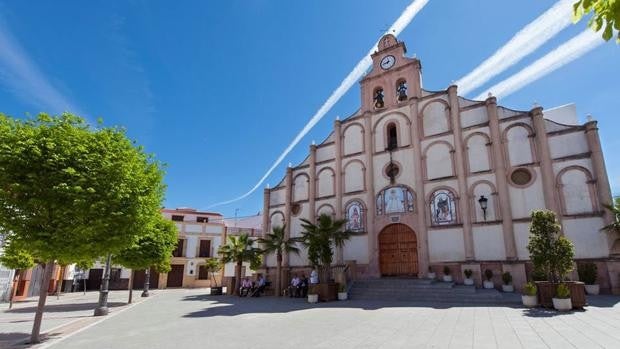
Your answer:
[172,239,184,257]
[196,216,208,223]
[171,215,184,222]
[198,240,211,258]
[197,265,210,280]
[511,168,533,186]
[387,123,398,150]
[291,203,301,216]
[385,163,400,181]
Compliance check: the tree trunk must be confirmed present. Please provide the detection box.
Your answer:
[94,254,112,316]
[83,278,86,295]
[141,268,150,297]
[276,253,282,297]
[127,269,134,304]
[234,260,242,296]
[9,271,20,310]
[55,265,65,300]
[30,261,54,344]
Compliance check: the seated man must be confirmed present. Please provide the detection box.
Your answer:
[299,273,309,298]
[239,277,253,297]
[251,274,266,297]
[288,274,301,298]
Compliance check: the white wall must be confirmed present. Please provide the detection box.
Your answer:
[473,225,506,260]
[428,228,465,262]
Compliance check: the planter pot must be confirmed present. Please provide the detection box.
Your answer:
[464,278,474,286]
[338,292,348,301]
[552,297,572,311]
[502,284,514,293]
[522,295,538,307]
[210,286,223,296]
[535,281,586,309]
[427,272,436,279]
[317,283,338,302]
[442,275,453,282]
[585,284,600,295]
[308,294,319,303]
[483,280,494,289]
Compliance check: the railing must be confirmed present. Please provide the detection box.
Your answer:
[225,227,263,237]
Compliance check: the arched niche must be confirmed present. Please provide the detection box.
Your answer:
[423,140,455,180]
[469,180,499,222]
[557,166,597,215]
[503,123,535,167]
[428,187,458,226]
[316,167,335,198]
[465,132,492,173]
[343,160,365,193]
[420,99,450,137]
[292,173,309,202]
[343,123,364,155]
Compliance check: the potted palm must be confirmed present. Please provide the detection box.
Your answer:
[442,266,452,282]
[578,262,599,295]
[299,214,357,302]
[427,266,436,279]
[463,269,474,286]
[553,283,572,311]
[204,258,223,295]
[522,282,538,307]
[501,272,514,292]
[218,234,262,296]
[337,283,348,301]
[308,284,319,303]
[483,269,494,289]
[258,225,300,297]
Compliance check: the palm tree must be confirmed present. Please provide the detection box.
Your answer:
[218,234,261,296]
[299,214,355,283]
[601,197,620,235]
[258,225,300,296]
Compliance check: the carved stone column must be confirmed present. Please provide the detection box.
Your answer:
[486,96,516,260]
[447,85,474,260]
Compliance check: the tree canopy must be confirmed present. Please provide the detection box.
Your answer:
[0,238,35,270]
[0,113,166,262]
[114,214,178,273]
[573,0,620,43]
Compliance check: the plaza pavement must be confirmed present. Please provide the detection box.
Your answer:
[3,288,617,349]
[0,289,150,348]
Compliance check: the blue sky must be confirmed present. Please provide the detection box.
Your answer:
[0,1,617,218]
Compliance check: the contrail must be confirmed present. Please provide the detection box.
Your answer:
[207,0,430,209]
[456,0,574,96]
[474,29,605,101]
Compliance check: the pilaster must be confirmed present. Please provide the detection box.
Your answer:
[261,188,270,268]
[334,120,344,263]
[585,121,613,220]
[409,98,430,275]
[447,85,474,261]
[531,107,560,216]
[283,167,293,267]
[486,97,517,260]
[309,144,317,223]
[364,113,378,275]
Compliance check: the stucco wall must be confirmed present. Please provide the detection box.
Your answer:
[472,225,506,260]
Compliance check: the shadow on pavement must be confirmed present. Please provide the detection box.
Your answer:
[6,302,126,314]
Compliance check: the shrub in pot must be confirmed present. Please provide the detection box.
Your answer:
[308,284,319,303]
[442,266,453,282]
[427,265,436,279]
[552,283,572,311]
[578,262,599,295]
[501,272,514,292]
[522,282,538,307]
[337,283,348,301]
[483,269,494,289]
[463,269,474,286]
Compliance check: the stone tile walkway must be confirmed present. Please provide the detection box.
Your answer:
[23,289,620,349]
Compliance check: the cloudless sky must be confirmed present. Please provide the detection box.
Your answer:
[0,1,618,218]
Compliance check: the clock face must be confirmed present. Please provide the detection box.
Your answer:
[380,55,396,70]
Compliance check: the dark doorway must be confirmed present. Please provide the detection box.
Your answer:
[166,264,184,288]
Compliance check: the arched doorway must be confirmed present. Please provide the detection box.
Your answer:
[378,224,418,276]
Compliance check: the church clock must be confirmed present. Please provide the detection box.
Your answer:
[380,55,395,70]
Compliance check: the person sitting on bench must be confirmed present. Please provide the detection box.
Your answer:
[300,273,309,298]
[239,277,253,297]
[288,274,301,298]
[251,274,266,297]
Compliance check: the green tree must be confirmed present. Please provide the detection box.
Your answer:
[218,234,261,296]
[114,215,178,303]
[299,214,355,283]
[0,113,166,343]
[257,225,300,296]
[601,197,620,234]
[573,0,620,42]
[0,238,35,309]
[203,257,222,287]
[527,210,575,283]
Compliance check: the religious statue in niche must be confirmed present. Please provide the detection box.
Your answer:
[376,185,415,215]
[345,201,365,232]
[430,190,456,225]
[374,89,385,108]
[397,81,408,101]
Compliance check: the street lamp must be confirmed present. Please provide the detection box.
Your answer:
[478,195,488,221]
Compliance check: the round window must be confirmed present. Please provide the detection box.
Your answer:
[385,163,400,179]
[511,168,532,186]
[291,203,301,216]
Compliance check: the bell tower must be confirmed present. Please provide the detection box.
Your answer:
[360,34,422,113]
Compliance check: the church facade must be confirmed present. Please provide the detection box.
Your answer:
[262,34,620,292]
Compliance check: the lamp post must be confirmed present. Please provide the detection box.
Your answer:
[478,195,488,221]
[141,268,150,297]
